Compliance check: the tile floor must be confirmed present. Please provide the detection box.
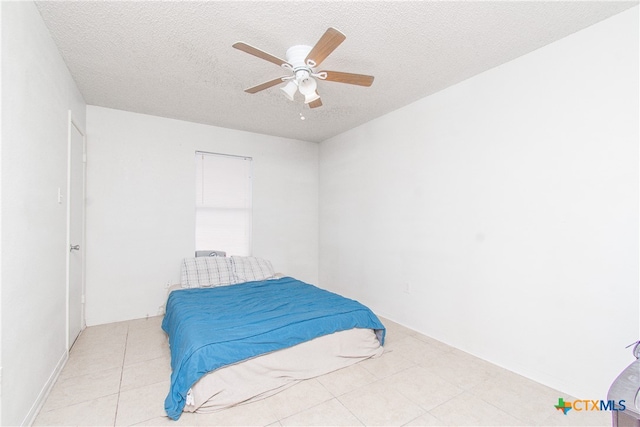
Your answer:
[34,316,611,426]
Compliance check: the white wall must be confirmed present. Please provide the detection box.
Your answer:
[1,2,87,425]
[319,7,638,399]
[85,106,318,326]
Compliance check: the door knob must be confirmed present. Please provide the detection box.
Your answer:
[70,244,80,251]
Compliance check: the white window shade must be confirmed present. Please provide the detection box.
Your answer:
[195,152,252,256]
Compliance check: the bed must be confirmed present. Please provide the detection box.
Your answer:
[161,256,386,420]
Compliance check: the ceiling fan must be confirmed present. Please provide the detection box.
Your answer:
[233,27,374,109]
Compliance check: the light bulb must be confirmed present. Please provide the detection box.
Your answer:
[297,76,317,96]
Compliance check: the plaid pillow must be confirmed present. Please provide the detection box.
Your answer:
[180,257,238,288]
[231,256,275,283]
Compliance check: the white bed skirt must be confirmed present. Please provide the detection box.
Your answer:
[184,327,384,413]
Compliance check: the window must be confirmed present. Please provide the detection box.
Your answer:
[195,151,252,256]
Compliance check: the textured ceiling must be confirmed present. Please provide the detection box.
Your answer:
[36,1,637,143]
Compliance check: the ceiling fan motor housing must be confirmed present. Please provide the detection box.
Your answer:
[285,45,314,74]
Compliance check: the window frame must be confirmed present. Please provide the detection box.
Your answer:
[195,151,253,256]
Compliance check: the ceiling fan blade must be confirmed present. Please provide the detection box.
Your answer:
[305,27,346,67]
[320,71,374,87]
[233,42,290,67]
[244,77,287,94]
[308,98,323,109]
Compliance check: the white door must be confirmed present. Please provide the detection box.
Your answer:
[67,115,85,349]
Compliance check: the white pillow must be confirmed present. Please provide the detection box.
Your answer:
[231,256,275,283]
[180,257,238,288]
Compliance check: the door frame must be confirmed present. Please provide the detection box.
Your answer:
[66,111,87,351]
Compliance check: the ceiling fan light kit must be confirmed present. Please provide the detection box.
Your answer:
[233,27,374,109]
[280,80,298,101]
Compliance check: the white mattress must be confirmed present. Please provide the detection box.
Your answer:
[184,327,384,413]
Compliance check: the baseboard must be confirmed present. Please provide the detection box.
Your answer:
[21,350,68,426]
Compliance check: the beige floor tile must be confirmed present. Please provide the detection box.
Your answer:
[127,315,164,332]
[60,345,126,379]
[429,391,526,426]
[130,412,201,426]
[385,335,449,365]
[383,329,413,346]
[120,354,172,392]
[127,321,167,342]
[469,369,571,425]
[380,365,464,410]
[280,398,363,426]
[68,319,125,348]
[36,316,599,427]
[360,348,415,379]
[404,412,448,426]
[541,410,611,426]
[115,380,171,426]
[316,362,378,397]
[33,393,118,426]
[378,317,417,345]
[71,328,127,358]
[124,328,170,366]
[338,379,426,426]
[41,367,122,412]
[260,378,334,420]
[419,349,503,390]
[412,333,456,353]
[74,321,128,346]
[189,398,280,426]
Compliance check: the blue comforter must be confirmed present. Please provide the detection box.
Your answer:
[161,277,385,420]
